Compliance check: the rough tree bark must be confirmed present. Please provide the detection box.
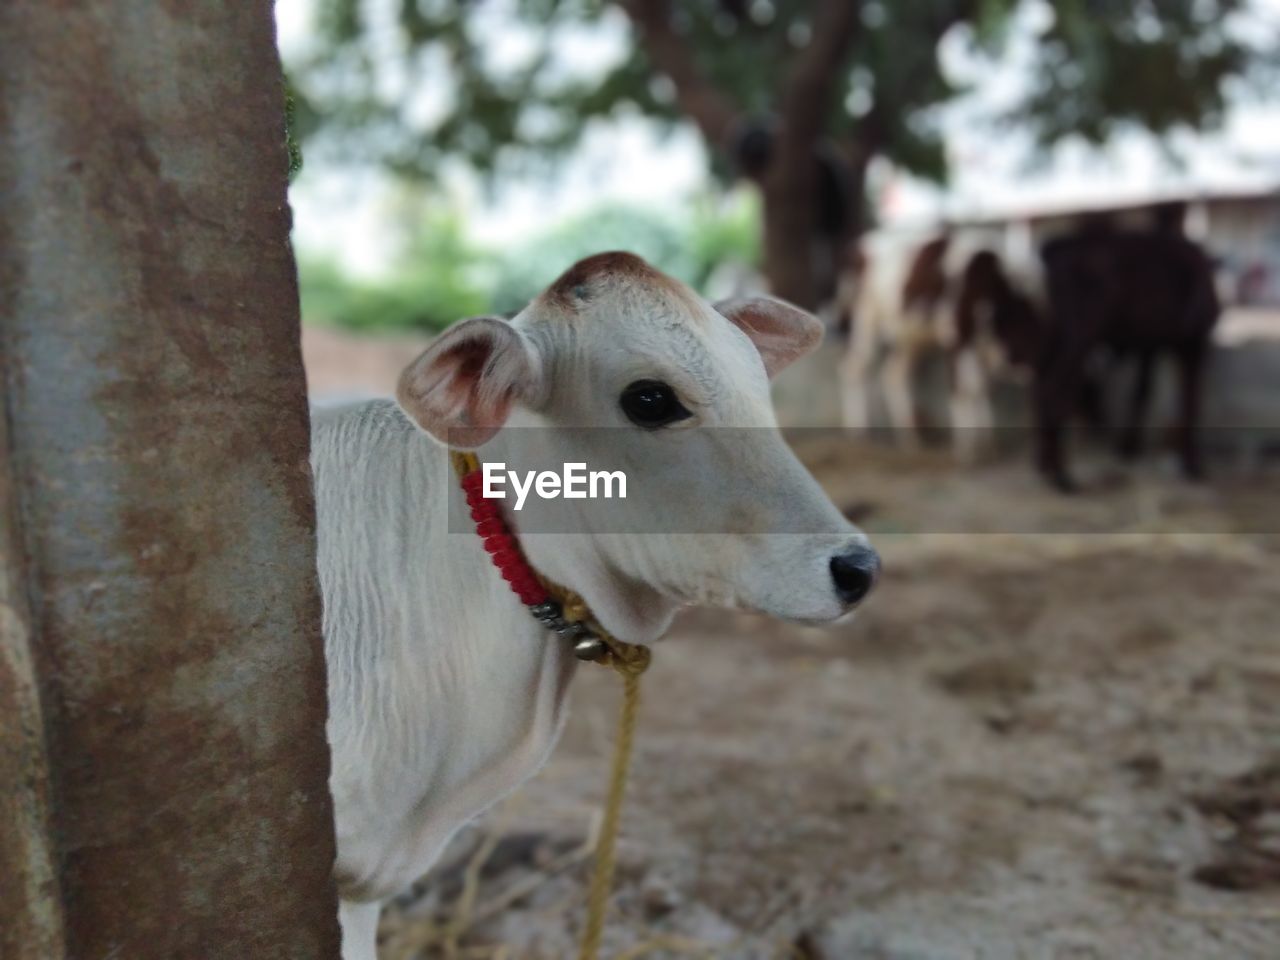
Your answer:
[0,3,340,958]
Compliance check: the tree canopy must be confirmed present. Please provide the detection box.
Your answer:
[290,0,1268,185]
[298,194,759,331]
[287,0,1273,306]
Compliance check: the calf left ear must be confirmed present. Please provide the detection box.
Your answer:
[715,296,824,378]
[396,316,543,448]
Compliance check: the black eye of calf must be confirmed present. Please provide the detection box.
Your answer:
[619,380,692,428]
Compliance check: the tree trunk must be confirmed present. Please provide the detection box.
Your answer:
[761,133,873,312]
[0,3,341,957]
[762,132,821,309]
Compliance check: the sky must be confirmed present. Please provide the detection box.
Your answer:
[276,0,1280,277]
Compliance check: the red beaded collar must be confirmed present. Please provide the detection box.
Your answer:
[450,451,650,668]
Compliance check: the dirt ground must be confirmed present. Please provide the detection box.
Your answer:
[363,435,1278,960]
[302,327,1279,959]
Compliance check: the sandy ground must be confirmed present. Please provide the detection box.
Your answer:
[303,327,1280,960]
[375,444,1278,960]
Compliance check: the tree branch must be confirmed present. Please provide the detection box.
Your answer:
[616,0,741,149]
[781,0,863,143]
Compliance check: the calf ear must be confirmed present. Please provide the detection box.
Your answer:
[715,296,824,378]
[396,317,542,448]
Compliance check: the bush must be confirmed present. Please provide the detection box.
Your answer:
[686,191,761,290]
[298,211,489,333]
[297,196,762,331]
[487,205,697,315]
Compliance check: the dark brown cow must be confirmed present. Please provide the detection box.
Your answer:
[1036,228,1220,491]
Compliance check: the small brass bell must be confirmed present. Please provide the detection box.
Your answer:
[573,636,608,661]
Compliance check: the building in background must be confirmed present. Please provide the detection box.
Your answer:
[952,186,1280,309]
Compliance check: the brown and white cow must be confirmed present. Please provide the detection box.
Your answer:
[839,228,1044,460]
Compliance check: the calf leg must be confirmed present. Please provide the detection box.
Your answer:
[1175,339,1210,481]
[339,899,382,960]
[1118,351,1156,460]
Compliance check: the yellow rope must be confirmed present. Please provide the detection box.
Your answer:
[449,447,650,960]
[450,449,481,475]
[578,667,641,960]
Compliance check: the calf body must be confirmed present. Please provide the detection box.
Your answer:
[313,254,878,959]
[312,401,574,917]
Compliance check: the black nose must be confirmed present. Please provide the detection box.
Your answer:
[830,546,880,607]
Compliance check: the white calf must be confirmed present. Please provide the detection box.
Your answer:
[311,252,879,959]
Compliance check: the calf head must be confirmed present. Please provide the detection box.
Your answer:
[397,252,878,641]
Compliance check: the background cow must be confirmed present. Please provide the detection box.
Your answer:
[840,229,1044,460]
[1035,223,1221,491]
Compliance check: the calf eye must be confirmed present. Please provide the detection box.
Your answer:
[619,380,692,428]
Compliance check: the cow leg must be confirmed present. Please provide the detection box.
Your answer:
[1175,339,1210,481]
[1035,405,1073,493]
[338,899,382,960]
[1076,357,1109,437]
[840,345,875,434]
[1034,348,1088,494]
[882,347,921,449]
[1118,350,1156,460]
[951,347,993,463]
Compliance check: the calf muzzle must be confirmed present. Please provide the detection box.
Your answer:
[830,545,881,607]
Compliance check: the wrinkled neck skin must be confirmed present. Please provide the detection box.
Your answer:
[314,404,578,909]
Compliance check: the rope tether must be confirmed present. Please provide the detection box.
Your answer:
[448,449,650,960]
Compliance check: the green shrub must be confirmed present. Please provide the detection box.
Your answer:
[686,191,761,290]
[297,196,763,332]
[298,212,489,332]
[488,204,697,315]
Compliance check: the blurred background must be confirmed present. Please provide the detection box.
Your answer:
[276,2,1280,957]
[278,0,1280,330]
